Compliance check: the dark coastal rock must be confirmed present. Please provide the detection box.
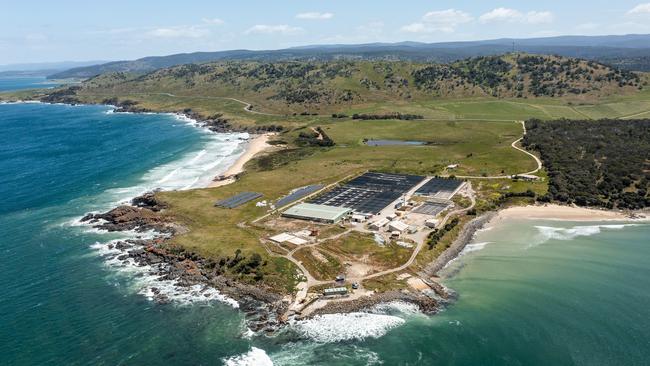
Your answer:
[309,290,440,317]
[81,205,173,233]
[39,86,81,104]
[422,211,497,276]
[131,192,168,211]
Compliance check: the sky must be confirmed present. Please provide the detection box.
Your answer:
[3,0,650,65]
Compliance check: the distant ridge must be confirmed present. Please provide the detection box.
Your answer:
[48,34,650,79]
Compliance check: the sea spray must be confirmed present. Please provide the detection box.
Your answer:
[223,347,274,366]
[292,313,405,343]
[532,223,643,246]
[90,238,239,308]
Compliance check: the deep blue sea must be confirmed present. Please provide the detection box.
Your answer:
[1,102,649,365]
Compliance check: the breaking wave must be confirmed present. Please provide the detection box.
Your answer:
[90,239,239,308]
[293,312,405,343]
[223,347,273,366]
[533,224,641,245]
[71,110,249,307]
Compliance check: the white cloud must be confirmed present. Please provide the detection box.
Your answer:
[244,24,302,35]
[401,9,473,34]
[146,25,210,39]
[479,8,554,24]
[202,18,224,25]
[296,12,334,20]
[525,11,555,24]
[628,3,650,15]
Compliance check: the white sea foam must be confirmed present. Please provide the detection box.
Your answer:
[268,343,382,365]
[223,347,274,366]
[76,111,250,307]
[461,241,491,255]
[102,133,246,204]
[533,224,641,245]
[442,242,492,271]
[0,100,43,105]
[292,312,405,343]
[370,301,421,315]
[91,239,239,308]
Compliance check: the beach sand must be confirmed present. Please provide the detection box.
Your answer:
[208,133,272,188]
[491,204,642,224]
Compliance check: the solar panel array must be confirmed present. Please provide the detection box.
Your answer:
[214,192,262,209]
[276,184,324,208]
[310,172,425,214]
[413,201,449,216]
[415,178,463,197]
[346,172,424,192]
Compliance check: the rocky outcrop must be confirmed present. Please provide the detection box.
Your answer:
[131,192,168,211]
[106,238,287,332]
[308,290,439,317]
[81,205,173,233]
[422,211,497,276]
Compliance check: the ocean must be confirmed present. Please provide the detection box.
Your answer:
[1,102,649,365]
[0,76,60,92]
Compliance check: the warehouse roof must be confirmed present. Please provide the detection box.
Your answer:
[283,203,351,222]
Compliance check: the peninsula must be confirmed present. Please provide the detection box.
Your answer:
[2,54,649,330]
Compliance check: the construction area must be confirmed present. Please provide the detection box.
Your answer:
[243,171,471,316]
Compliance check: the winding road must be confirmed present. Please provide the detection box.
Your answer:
[454,120,542,179]
[85,92,281,116]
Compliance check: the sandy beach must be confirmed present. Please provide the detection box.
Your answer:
[208,133,272,188]
[490,204,646,225]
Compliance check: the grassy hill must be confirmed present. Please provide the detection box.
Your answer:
[44,54,646,115]
[47,34,650,79]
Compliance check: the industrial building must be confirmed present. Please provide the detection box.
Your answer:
[282,203,352,224]
[309,172,425,215]
[388,220,409,233]
[415,178,464,200]
[323,287,348,296]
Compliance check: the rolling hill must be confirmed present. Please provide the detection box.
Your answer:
[44,54,646,114]
[48,34,650,79]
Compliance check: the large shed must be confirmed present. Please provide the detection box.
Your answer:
[282,203,351,224]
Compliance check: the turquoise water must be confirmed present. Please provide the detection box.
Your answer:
[0,76,60,91]
[1,102,649,365]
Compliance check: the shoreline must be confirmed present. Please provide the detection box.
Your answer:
[488,203,646,224]
[19,98,648,322]
[0,98,272,190]
[208,133,273,188]
[426,204,648,278]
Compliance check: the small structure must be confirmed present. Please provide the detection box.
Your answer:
[447,164,459,169]
[282,203,351,224]
[388,220,409,233]
[270,233,308,245]
[287,236,308,245]
[215,192,263,209]
[270,233,295,243]
[514,174,540,181]
[323,287,348,296]
[369,218,389,230]
[425,219,439,228]
[351,214,367,223]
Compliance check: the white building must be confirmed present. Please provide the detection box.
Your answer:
[388,220,409,233]
[425,219,438,228]
[369,218,389,230]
